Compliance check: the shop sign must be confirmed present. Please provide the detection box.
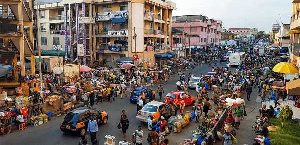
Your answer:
[108,30,128,36]
[79,17,95,24]
[96,11,128,21]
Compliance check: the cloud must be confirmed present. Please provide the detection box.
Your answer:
[172,0,292,32]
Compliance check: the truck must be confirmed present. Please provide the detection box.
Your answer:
[228,52,245,66]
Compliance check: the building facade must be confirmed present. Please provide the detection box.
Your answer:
[290,0,300,66]
[171,15,222,52]
[277,24,290,48]
[36,0,175,66]
[0,0,35,86]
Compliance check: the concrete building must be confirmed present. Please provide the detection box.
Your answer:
[277,24,290,48]
[227,28,258,36]
[0,0,35,87]
[171,15,222,54]
[290,0,300,66]
[35,0,175,66]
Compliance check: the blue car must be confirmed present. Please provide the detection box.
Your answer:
[130,87,153,103]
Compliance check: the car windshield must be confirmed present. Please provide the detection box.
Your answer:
[142,104,158,112]
[190,78,200,82]
[133,90,144,96]
[166,93,176,99]
[64,112,80,123]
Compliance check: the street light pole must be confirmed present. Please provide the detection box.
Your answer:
[37,0,43,101]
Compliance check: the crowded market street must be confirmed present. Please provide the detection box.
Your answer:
[0,62,226,145]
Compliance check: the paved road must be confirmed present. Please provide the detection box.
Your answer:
[0,63,226,145]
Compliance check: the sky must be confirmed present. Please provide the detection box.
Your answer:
[172,0,292,32]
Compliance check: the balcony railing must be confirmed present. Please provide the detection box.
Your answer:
[49,15,64,20]
[144,29,155,35]
[23,0,33,21]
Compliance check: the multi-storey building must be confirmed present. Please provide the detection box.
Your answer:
[290,0,300,66]
[277,24,290,48]
[0,0,35,87]
[227,28,258,36]
[171,15,222,54]
[36,0,175,66]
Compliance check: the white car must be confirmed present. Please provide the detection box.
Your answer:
[136,101,164,123]
[188,77,202,89]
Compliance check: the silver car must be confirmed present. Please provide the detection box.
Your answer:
[136,101,164,122]
[188,77,201,89]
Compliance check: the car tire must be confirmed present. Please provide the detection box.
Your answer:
[102,117,108,124]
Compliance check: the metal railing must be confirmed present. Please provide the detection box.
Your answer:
[49,15,64,20]
[23,0,33,21]
[205,109,227,145]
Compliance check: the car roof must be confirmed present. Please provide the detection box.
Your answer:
[169,91,184,95]
[71,107,95,114]
[146,101,164,106]
[190,77,201,79]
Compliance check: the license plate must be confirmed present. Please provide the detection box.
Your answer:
[66,125,70,129]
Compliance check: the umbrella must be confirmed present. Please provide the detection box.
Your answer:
[121,63,134,69]
[272,62,299,74]
[53,67,63,75]
[80,65,92,72]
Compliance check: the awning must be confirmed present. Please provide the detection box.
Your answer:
[35,50,66,56]
[191,48,200,52]
[288,30,300,34]
[116,57,134,64]
[155,52,174,59]
[286,79,300,95]
[111,18,127,23]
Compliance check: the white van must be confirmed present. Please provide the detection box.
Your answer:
[228,52,245,66]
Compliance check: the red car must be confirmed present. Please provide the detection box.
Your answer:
[164,91,196,106]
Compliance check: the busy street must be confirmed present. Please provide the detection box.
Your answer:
[1,0,300,145]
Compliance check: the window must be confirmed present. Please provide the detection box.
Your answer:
[53,37,60,46]
[204,38,206,42]
[191,27,197,32]
[41,37,47,45]
[120,5,128,11]
[40,10,45,19]
[150,22,153,29]
[201,38,203,42]
[41,23,46,32]
[201,27,203,32]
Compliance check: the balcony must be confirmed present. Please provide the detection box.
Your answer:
[291,43,300,57]
[0,24,22,37]
[291,12,300,30]
[49,15,64,20]
[97,43,128,54]
[154,15,164,23]
[144,29,165,37]
[144,29,155,35]
[144,12,153,21]
[96,11,128,22]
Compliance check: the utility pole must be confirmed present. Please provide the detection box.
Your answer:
[189,24,191,56]
[134,27,137,55]
[36,0,43,101]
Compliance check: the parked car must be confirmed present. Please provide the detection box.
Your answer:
[164,91,195,106]
[60,107,108,135]
[130,87,153,103]
[136,101,174,123]
[188,77,202,89]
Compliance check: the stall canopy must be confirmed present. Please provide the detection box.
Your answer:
[286,79,300,95]
[35,50,66,56]
[116,57,134,64]
[0,64,13,77]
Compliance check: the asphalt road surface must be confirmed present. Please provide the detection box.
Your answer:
[0,62,227,145]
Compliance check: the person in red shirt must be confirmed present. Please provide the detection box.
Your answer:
[225,114,234,125]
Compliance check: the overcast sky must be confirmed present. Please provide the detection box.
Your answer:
[172,0,292,32]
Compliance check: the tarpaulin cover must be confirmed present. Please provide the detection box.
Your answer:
[0,64,13,77]
[191,48,200,52]
[116,57,134,64]
[111,18,127,23]
[35,50,66,56]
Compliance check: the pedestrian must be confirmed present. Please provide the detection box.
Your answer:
[137,97,143,112]
[111,87,116,102]
[194,102,202,123]
[132,126,143,145]
[82,92,89,106]
[119,110,129,138]
[147,128,159,145]
[89,91,95,107]
[179,100,185,114]
[158,84,164,100]
[246,85,252,101]
[203,98,211,117]
[223,131,232,145]
[147,115,154,131]
[87,118,98,145]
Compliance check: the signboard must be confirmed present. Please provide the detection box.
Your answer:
[108,30,128,36]
[49,57,63,71]
[77,44,84,56]
[79,17,95,24]
[96,11,128,21]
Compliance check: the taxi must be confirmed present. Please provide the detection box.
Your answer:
[136,101,173,122]
[164,91,195,106]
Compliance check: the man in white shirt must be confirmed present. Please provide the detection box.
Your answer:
[137,97,143,112]
[134,126,143,145]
